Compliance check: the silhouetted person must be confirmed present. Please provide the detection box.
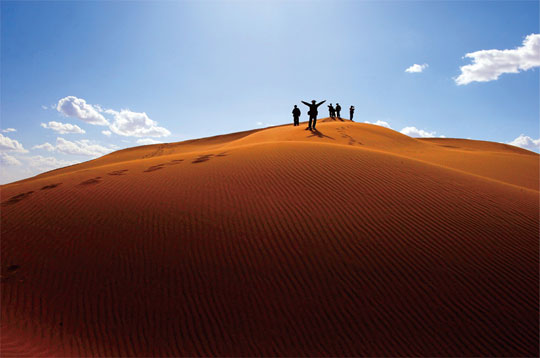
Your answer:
[328,103,335,119]
[301,99,326,130]
[292,105,301,126]
[335,103,342,119]
[350,106,355,121]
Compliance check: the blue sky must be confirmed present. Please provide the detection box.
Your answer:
[1,1,539,183]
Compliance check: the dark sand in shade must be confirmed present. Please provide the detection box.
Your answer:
[1,120,538,357]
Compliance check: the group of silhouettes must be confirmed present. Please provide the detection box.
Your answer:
[292,100,355,130]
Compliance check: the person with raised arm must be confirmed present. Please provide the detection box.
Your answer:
[301,99,326,130]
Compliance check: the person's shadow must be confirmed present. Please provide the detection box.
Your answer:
[308,129,334,140]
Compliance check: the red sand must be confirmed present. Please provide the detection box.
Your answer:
[1,120,538,357]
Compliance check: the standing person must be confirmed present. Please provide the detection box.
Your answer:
[301,99,326,130]
[349,105,355,121]
[335,103,342,119]
[292,105,301,126]
[328,103,335,119]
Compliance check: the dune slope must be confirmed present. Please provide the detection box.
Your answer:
[1,121,538,357]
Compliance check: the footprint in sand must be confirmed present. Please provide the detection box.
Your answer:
[166,159,184,165]
[41,183,62,190]
[192,152,228,164]
[7,265,19,273]
[1,265,22,282]
[337,131,360,146]
[144,159,185,172]
[2,191,34,206]
[192,154,213,164]
[79,177,102,185]
[144,164,165,172]
[108,169,129,176]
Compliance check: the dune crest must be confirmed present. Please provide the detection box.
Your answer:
[6,121,538,191]
[1,121,538,357]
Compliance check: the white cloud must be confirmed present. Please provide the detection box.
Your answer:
[26,155,79,172]
[41,105,48,110]
[455,33,540,85]
[55,137,113,157]
[0,133,27,153]
[41,121,85,134]
[32,142,55,152]
[400,126,437,138]
[56,96,109,125]
[32,138,114,157]
[137,138,162,145]
[405,63,428,73]
[54,96,171,138]
[507,134,540,151]
[364,120,392,129]
[0,152,22,166]
[107,109,171,137]
[0,154,80,184]
[2,128,16,133]
[363,121,443,138]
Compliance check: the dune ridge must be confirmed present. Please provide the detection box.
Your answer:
[1,121,538,356]
[6,121,538,191]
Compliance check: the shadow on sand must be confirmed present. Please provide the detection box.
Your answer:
[308,129,334,140]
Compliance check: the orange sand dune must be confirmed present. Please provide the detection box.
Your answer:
[1,121,538,357]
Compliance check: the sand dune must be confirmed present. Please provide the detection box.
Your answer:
[1,120,538,356]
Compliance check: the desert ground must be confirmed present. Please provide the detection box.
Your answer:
[1,119,538,357]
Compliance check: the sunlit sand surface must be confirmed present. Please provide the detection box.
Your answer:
[2,120,538,356]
